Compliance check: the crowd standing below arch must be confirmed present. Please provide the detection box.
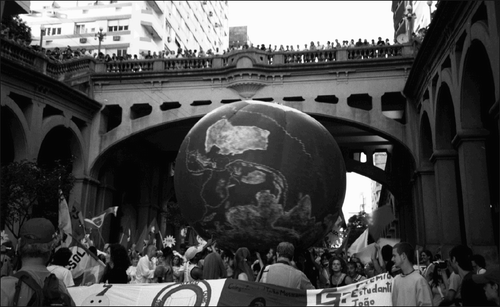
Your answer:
[1,217,499,306]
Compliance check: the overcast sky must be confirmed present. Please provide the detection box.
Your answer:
[228,1,395,48]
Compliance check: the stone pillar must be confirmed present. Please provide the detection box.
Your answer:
[212,57,222,68]
[337,50,348,61]
[453,129,497,263]
[273,54,284,65]
[153,60,163,71]
[431,149,463,256]
[416,166,441,251]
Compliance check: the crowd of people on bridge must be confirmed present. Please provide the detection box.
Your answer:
[2,217,498,306]
[2,18,408,65]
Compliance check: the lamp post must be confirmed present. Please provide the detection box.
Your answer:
[40,25,46,50]
[427,1,433,22]
[405,4,416,43]
[95,27,106,57]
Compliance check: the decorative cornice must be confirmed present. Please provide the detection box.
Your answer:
[226,82,266,99]
[451,129,490,148]
[429,149,457,163]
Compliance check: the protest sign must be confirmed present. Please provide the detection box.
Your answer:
[68,273,394,306]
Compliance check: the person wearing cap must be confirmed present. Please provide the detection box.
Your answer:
[0,218,75,306]
[259,242,315,290]
[472,268,500,306]
[202,239,226,280]
[135,244,157,283]
[179,245,203,282]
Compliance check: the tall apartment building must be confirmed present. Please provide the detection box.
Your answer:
[22,1,229,57]
[392,1,436,43]
[371,152,387,211]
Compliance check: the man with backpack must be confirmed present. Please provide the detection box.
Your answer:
[0,218,75,306]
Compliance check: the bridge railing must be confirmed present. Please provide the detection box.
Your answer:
[1,37,414,79]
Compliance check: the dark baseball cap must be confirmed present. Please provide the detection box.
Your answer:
[20,218,56,244]
[472,268,500,285]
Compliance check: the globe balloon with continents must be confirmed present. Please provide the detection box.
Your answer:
[174,100,346,252]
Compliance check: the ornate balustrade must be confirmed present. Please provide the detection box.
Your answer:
[1,37,414,81]
[47,57,95,81]
[0,37,38,69]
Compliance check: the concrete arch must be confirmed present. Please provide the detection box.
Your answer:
[38,115,86,176]
[418,111,433,168]
[1,104,29,162]
[459,40,495,130]
[434,82,457,150]
[436,67,457,111]
[458,20,498,103]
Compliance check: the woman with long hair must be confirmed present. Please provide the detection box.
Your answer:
[329,256,347,288]
[100,243,131,284]
[233,247,255,282]
[172,254,184,283]
[429,264,448,306]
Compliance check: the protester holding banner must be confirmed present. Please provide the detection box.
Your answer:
[126,253,140,283]
[47,247,75,287]
[329,256,348,287]
[135,244,157,283]
[233,247,255,282]
[345,260,366,285]
[259,242,315,290]
[180,245,203,282]
[100,243,130,284]
[391,242,433,306]
[202,240,227,280]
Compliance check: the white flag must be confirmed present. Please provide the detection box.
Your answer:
[348,228,369,256]
[58,190,72,247]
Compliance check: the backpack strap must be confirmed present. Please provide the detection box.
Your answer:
[13,271,42,306]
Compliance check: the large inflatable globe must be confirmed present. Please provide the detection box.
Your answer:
[174,100,346,252]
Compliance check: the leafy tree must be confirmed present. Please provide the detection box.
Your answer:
[1,15,32,44]
[161,201,187,228]
[1,159,75,239]
[345,211,370,247]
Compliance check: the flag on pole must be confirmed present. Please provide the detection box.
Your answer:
[367,205,395,241]
[70,201,86,242]
[348,228,369,256]
[135,219,159,253]
[84,206,119,230]
[58,190,72,248]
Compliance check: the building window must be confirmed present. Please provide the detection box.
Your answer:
[75,23,87,34]
[45,26,62,36]
[117,48,127,56]
[108,19,129,32]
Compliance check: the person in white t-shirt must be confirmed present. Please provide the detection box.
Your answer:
[47,247,74,287]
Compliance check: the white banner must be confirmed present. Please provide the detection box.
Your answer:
[68,273,394,306]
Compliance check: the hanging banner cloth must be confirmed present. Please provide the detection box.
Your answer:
[68,273,394,306]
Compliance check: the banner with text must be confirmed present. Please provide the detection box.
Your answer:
[68,273,394,306]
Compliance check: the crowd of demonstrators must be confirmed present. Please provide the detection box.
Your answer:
[1,219,499,307]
